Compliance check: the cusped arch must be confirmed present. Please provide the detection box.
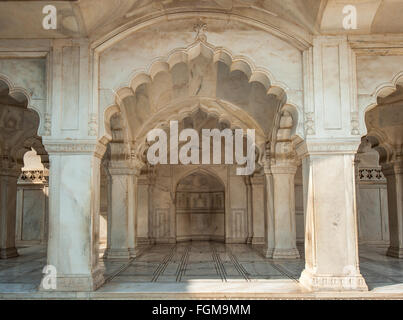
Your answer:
[174,167,226,195]
[372,71,403,101]
[102,104,121,145]
[361,71,403,136]
[99,41,305,145]
[0,73,44,136]
[133,97,266,161]
[361,71,403,162]
[108,41,299,144]
[115,41,289,107]
[364,134,393,165]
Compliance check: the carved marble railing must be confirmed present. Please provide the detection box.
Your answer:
[19,169,49,184]
[358,167,386,182]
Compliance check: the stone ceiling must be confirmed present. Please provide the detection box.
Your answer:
[0,0,402,41]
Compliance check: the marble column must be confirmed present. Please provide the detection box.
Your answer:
[250,176,265,245]
[0,168,20,259]
[298,144,368,291]
[104,167,139,260]
[244,177,253,244]
[383,161,403,258]
[271,163,300,259]
[264,165,275,258]
[41,141,105,291]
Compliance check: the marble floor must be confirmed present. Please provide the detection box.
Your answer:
[1,242,403,299]
[102,242,304,284]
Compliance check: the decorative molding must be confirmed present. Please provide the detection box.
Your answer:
[295,139,361,157]
[43,141,107,158]
[304,112,315,135]
[350,111,360,135]
[300,271,368,291]
[88,113,98,136]
[43,113,52,136]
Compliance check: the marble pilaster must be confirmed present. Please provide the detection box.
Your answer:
[383,161,403,258]
[271,163,300,259]
[250,175,265,245]
[244,177,253,244]
[0,168,20,259]
[104,166,140,260]
[263,165,275,258]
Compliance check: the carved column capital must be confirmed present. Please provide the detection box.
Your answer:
[250,175,265,185]
[42,139,107,159]
[296,138,361,158]
[270,164,298,175]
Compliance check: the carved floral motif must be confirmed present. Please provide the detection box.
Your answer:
[358,167,386,182]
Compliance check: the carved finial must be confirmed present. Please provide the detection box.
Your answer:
[194,20,207,42]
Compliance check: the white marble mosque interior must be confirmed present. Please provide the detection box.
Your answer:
[0,0,403,299]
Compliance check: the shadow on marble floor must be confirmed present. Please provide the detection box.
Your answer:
[0,242,402,294]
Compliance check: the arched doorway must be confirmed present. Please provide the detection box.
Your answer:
[176,171,225,242]
[99,33,305,286]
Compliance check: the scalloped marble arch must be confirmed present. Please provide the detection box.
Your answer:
[0,73,43,137]
[114,41,289,107]
[364,132,394,165]
[101,41,304,146]
[361,71,403,124]
[174,167,226,195]
[361,70,403,163]
[133,97,267,162]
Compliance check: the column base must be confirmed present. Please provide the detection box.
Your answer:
[129,248,137,258]
[264,247,274,258]
[39,267,105,292]
[0,247,19,259]
[251,237,265,245]
[103,248,131,260]
[386,246,403,258]
[299,269,368,292]
[272,248,300,259]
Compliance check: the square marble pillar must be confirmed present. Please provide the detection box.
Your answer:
[41,141,105,291]
[104,167,139,260]
[244,177,253,244]
[0,169,20,259]
[264,168,275,258]
[250,176,265,245]
[270,164,300,259]
[383,162,403,258]
[299,148,367,291]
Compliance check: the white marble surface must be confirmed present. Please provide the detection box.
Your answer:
[1,244,403,299]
